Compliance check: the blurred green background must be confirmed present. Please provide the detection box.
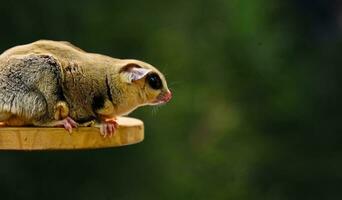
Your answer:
[1,0,341,199]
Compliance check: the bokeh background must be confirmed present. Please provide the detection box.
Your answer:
[0,0,341,199]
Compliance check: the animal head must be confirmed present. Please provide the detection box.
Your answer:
[118,59,172,107]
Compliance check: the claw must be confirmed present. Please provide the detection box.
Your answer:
[66,117,78,127]
[99,118,118,138]
[64,121,72,133]
[56,117,78,133]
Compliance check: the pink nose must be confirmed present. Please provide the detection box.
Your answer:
[163,90,172,102]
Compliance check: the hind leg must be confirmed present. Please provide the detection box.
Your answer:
[32,100,78,133]
[33,101,74,129]
[35,117,78,133]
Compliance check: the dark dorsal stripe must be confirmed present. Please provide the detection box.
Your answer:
[92,95,105,112]
[105,75,113,102]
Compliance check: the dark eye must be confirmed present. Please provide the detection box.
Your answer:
[146,73,162,90]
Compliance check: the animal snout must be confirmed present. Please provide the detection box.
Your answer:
[161,90,172,103]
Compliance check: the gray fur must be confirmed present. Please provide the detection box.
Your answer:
[0,54,64,125]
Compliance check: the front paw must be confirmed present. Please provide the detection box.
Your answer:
[99,118,118,138]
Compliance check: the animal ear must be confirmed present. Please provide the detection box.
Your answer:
[120,64,152,83]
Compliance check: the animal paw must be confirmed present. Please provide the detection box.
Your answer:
[100,118,118,138]
[57,117,78,133]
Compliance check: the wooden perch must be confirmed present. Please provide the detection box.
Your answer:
[0,117,144,150]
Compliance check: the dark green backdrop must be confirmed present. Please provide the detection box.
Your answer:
[0,0,341,199]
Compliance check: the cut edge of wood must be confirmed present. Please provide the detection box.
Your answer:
[0,117,144,150]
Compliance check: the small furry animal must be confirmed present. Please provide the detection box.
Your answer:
[0,40,172,137]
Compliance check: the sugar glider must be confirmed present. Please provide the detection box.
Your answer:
[0,40,172,137]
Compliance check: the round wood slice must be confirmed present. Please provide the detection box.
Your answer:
[0,117,144,150]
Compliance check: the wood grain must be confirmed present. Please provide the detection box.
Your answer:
[0,117,144,150]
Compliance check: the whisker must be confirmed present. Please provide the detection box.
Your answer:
[161,66,167,72]
[151,106,160,116]
[168,81,183,87]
